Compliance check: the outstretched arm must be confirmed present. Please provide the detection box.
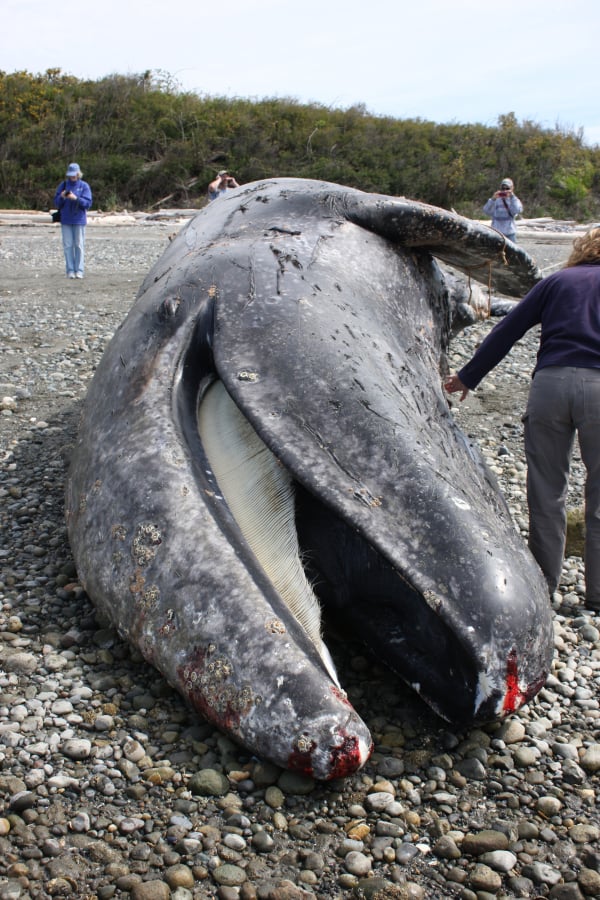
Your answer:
[444,373,470,401]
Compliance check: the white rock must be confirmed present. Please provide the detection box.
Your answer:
[344,851,372,877]
[365,791,395,812]
[62,738,92,760]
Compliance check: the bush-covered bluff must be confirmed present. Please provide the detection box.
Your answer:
[1,68,599,219]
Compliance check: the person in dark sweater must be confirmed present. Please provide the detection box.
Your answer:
[445,228,600,612]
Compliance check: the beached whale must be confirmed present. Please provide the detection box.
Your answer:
[65,178,553,779]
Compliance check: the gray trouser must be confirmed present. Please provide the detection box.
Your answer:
[523,366,600,602]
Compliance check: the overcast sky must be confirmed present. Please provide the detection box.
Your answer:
[3,0,599,146]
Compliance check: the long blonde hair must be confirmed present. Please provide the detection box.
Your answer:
[565,227,600,268]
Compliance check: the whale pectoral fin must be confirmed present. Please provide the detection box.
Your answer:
[343,194,541,297]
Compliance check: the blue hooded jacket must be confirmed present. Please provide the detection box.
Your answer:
[54,178,93,225]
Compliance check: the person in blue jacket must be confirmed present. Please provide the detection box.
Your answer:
[483,177,523,242]
[53,162,93,278]
[444,228,600,613]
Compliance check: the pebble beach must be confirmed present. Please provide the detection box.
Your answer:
[0,213,599,900]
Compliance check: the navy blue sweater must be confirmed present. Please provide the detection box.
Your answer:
[458,262,600,390]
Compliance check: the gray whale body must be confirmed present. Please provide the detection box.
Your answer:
[66,178,553,779]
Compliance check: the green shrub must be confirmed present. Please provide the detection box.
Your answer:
[2,69,599,219]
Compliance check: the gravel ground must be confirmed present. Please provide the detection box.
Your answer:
[1,217,599,900]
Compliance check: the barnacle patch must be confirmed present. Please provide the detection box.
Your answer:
[179,647,257,728]
[158,608,176,637]
[265,618,287,635]
[143,585,160,604]
[237,370,260,383]
[129,569,146,595]
[287,734,318,776]
[133,583,160,614]
[132,522,162,566]
[295,734,315,754]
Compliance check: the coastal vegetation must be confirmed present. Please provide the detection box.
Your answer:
[1,68,598,220]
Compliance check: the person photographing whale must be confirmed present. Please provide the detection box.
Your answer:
[483,177,523,243]
[208,169,240,201]
[444,227,600,613]
[53,162,93,278]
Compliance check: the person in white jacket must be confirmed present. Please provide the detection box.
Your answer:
[483,177,523,242]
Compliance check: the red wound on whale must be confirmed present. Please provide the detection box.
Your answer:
[287,732,373,780]
[329,734,374,779]
[287,739,317,777]
[502,648,526,713]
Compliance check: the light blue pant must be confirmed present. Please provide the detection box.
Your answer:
[523,366,600,604]
[61,224,86,275]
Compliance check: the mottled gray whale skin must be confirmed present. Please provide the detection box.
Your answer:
[66,178,553,779]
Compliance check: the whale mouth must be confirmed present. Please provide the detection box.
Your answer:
[195,378,485,726]
[293,482,485,724]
